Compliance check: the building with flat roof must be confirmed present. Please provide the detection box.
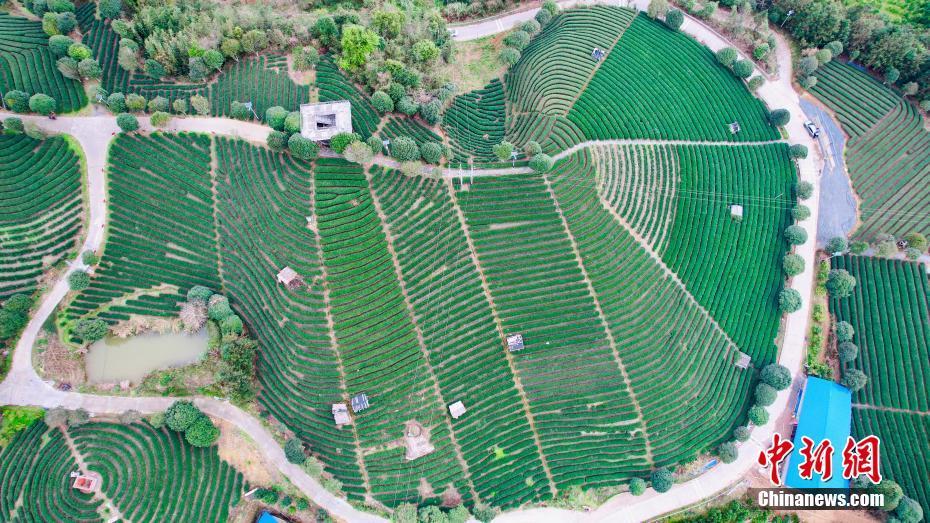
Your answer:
[448,401,467,419]
[783,377,852,489]
[300,101,352,141]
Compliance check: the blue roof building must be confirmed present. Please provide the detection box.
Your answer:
[784,377,852,489]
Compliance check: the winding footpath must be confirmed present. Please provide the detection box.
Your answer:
[0,3,822,520]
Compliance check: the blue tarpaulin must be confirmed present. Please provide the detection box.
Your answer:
[784,377,852,489]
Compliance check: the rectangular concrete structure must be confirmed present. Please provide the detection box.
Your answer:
[300,101,352,141]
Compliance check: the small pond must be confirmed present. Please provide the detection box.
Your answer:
[85,330,208,384]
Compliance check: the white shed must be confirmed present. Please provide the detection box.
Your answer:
[730,204,744,220]
[448,401,467,419]
[300,101,352,142]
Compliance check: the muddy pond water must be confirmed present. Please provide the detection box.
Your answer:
[84,330,208,384]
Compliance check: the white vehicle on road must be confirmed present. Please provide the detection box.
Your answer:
[804,120,821,138]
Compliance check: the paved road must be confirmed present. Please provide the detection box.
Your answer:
[0,5,823,519]
[799,98,857,246]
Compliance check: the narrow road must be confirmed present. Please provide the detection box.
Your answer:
[0,1,823,519]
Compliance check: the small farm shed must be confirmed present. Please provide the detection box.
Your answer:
[591,48,605,61]
[448,401,467,419]
[729,122,741,134]
[300,101,352,142]
[506,334,524,352]
[332,403,351,426]
[70,471,101,493]
[783,377,852,489]
[729,204,743,219]
[351,393,369,413]
[734,351,751,369]
[276,267,303,289]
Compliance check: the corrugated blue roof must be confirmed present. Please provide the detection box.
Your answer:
[784,377,852,489]
[257,512,282,523]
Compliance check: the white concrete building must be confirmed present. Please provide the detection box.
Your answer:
[300,101,352,141]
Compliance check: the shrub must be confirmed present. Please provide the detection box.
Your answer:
[116,113,139,132]
[895,497,923,523]
[753,43,770,60]
[203,49,224,71]
[761,363,791,391]
[396,96,419,116]
[782,254,804,277]
[521,19,541,34]
[733,426,750,442]
[874,237,897,258]
[825,236,848,254]
[841,369,868,392]
[265,106,287,130]
[391,136,420,161]
[500,47,521,66]
[77,252,97,268]
[493,141,515,162]
[190,95,210,115]
[524,141,542,156]
[284,438,307,464]
[366,136,383,155]
[503,30,531,50]
[48,35,73,57]
[147,96,169,113]
[330,132,361,154]
[798,56,820,77]
[903,232,928,252]
[884,67,900,85]
[651,468,674,493]
[784,225,807,246]
[838,342,858,364]
[419,99,442,126]
[905,247,922,260]
[665,9,683,30]
[411,40,440,62]
[343,141,374,164]
[229,101,250,120]
[145,59,165,79]
[835,321,854,342]
[732,60,753,78]
[151,111,171,127]
[262,131,285,152]
[172,98,187,115]
[55,12,76,33]
[849,241,868,254]
[755,383,777,406]
[535,8,552,26]
[748,405,769,425]
[220,314,243,336]
[208,296,233,321]
[28,94,56,115]
[716,47,737,67]
[3,117,24,133]
[371,91,394,113]
[68,270,90,290]
[165,400,201,432]
[718,441,738,463]
[288,134,319,160]
[98,0,121,18]
[4,90,30,113]
[187,285,213,303]
[629,478,646,496]
[284,112,301,134]
[185,414,220,447]
[421,142,443,164]
[57,56,79,79]
[874,480,903,511]
[791,205,810,221]
[748,76,764,92]
[542,0,559,14]
[400,160,424,178]
[769,109,791,127]
[530,154,553,172]
[826,269,856,298]
[795,182,813,201]
[125,93,146,112]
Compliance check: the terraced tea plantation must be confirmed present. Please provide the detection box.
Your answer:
[830,255,930,513]
[0,134,84,300]
[0,13,87,113]
[811,61,930,240]
[0,420,244,522]
[52,4,801,511]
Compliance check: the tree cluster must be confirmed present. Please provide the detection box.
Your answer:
[164,400,220,447]
[498,2,556,67]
